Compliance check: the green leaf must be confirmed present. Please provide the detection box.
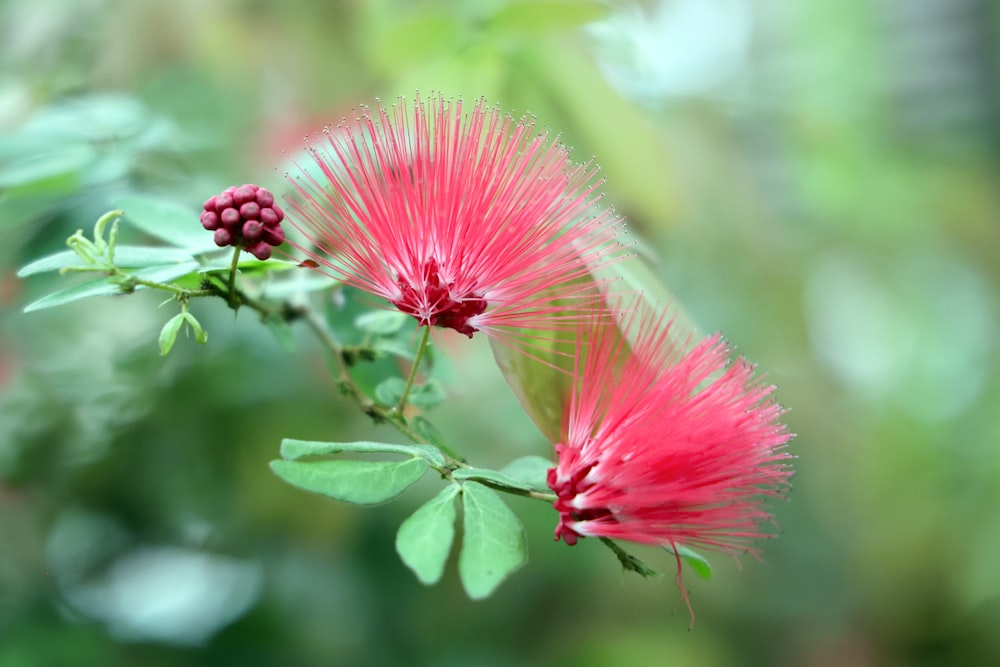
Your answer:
[410,417,450,454]
[265,314,296,353]
[490,243,698,445]
[111,193,218,250]
[17,245,197,277]
[355,310,409,336]
[198,255,300,273]
[407,380,446,408]
[452,467,535,493]
[665,544,713,581]
[604,253,700,348]
[458,482,527,599]
[182,312,208,345]
[370,337,417,361]
[158,313,185,356]
[373,377,406,407]
[279,438,446,467]
[0,146,93,189]
[488,310,578,444]
[488,0,609,36]
[137,261,203,285]
[395,484,460,585]
[22,277,126,312]
[260,273,340,299]
[269,457,428,505]
[21,260,200,312]
[499,456,554,493]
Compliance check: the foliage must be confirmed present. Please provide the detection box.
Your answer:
[3,1,1000,665]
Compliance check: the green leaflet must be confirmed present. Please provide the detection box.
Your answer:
[458,482,526,599]
[269,457,428,505]
[395,484,460,585]
[279,438,446,467]
[158,313,185,356]
[355,310,409,336]
[112,193,220,250]
[489,249,698,445]
[452,467,535,493]
[488,314,577,444]
[665,544,713,581]
[373,377,406,407]
[498,455,554,493]
[374,377,445,409]
[17,245,199,277]
[22,261,201,312]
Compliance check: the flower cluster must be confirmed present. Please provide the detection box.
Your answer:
[547,308,793,551]
[201,184,286,260]
[227,93,793,612]
[544,306,793,616]
[284,95,624,340]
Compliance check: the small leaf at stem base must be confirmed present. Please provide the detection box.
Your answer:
[665,544,713,580]
[158,313,185,356]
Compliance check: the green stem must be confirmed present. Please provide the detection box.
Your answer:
[119,265,468,463]
[300,307,369,405]
[227,245,241,308]
[396,325,430,413]
[132,278,213,297]
[297,308,463,458]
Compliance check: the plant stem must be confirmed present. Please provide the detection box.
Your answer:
[226,246,241,308]
[132,278,213,297]
[395,325,430,413]
[297,308,462,458]
[300,307,369,405]
[131,269,466,462]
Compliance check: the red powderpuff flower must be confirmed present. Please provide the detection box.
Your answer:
[547,306,793,610]
[285,95,625,341]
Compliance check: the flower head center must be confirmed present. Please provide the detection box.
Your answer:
[547,452,615,545]
[391,258,488,338]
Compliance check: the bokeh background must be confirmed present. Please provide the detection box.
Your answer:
[2,0,999,665]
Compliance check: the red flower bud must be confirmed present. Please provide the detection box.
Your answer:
[201,185,284,259]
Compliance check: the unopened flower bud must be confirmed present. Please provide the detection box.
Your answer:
[239,202,261,219]
[233,186,257,206]
[201,184,285,258]
[247,241,272,260]
[255,189,274,207]
[264,225,285,245]
[221,207,241,226]
[215,193,234,211]
[200,211,220,230]
[260,208,280,226]
[242,220,263,241]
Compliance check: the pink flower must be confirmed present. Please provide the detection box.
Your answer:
[547,306,793,594]
[286,95,624,340]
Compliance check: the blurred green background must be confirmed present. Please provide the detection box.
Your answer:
[2,0,999,665]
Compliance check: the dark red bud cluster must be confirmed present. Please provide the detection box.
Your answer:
[200,184,285,260]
